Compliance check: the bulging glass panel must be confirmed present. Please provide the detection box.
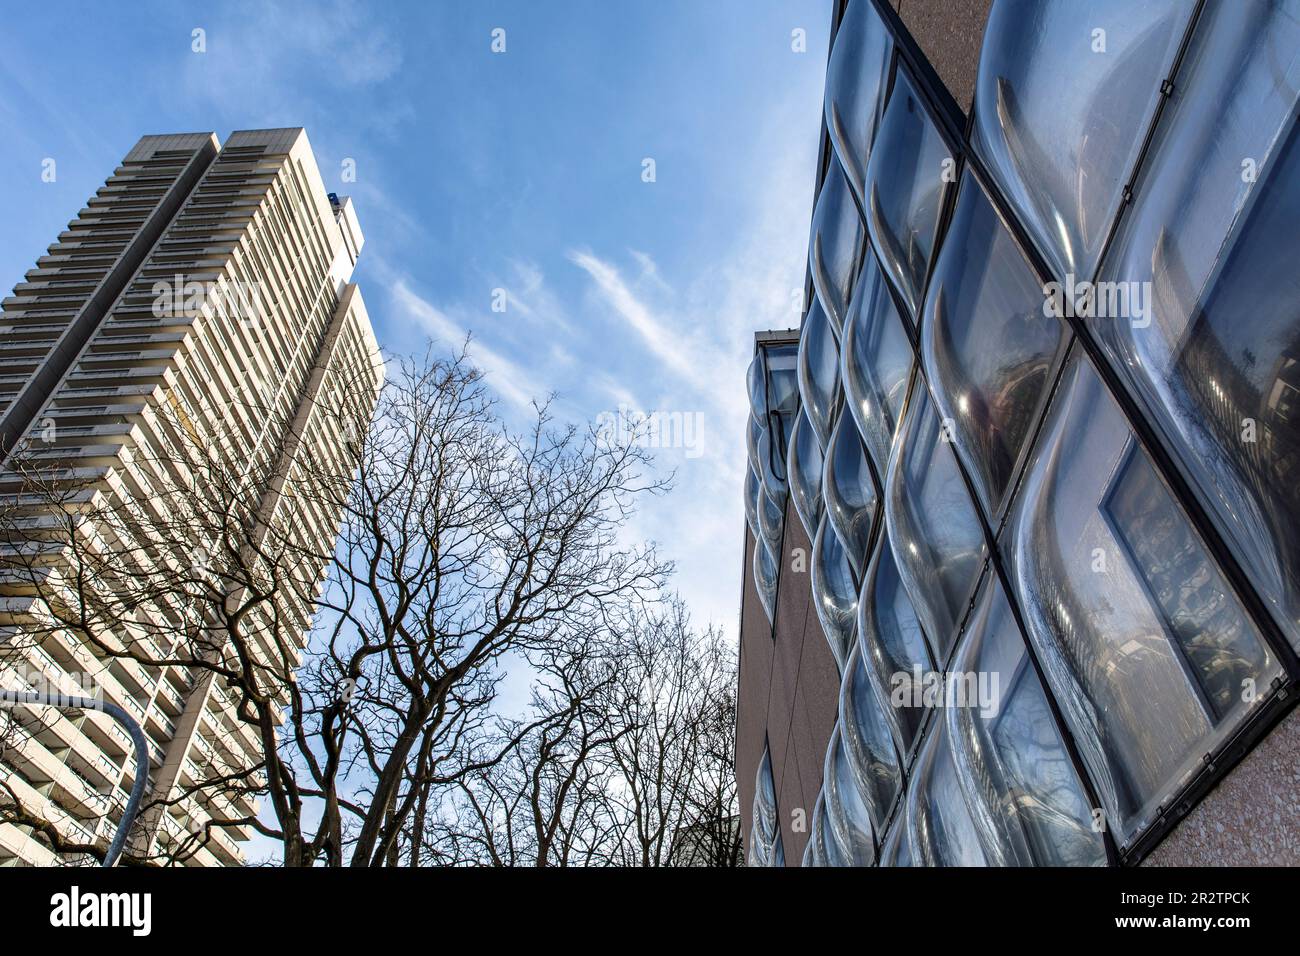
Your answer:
[921,170,1067,519]
[753,537,780,624]
[1003,352,1281,846]
[822,723,876,866]
[809,163,866,337]
[840,640,903,832]
[947,569,1107,866]
[863,66,952,321]
[743,465,761,540]
[971,0,1193,281]
[825,0,894,214]
[842,252,913,474]
[906,716,990,866]
[823,411,879,576]
[884,375,987,664]
[788,409,825,540]
[756,484,785,559]
[857,533,934,756]
[1090,0,1300,652]
[812,514,858,671]
[796,296,842,450]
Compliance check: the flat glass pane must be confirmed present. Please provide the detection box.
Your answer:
[971,0,1193,281]
[921,170,1067,518]
[1091,0,1300,651]
[1003,353,1280,845]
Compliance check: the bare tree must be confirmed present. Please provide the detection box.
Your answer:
[0,344,668,866]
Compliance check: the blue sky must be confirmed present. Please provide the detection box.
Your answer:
[0,0,831,631]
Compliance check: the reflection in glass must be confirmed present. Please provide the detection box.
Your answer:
[750,746,780,865]
[797,297,842,450]
[947,569,1106,865]
[810,164,866,337]
[802,796,835,867]
[756,484,785,560]
[907,717,990,866]
[788,409,825,540]
[823,411,879,576]
[971,0,1193,281]
[885,375,987,663]
[879,804,914,867]
[1004,353,1280,846]
[857,533,934,756]
[1090,0,1300,651]
[753,538,780,624]
[743,465,761,541]
[822,723,876,866]
[825,0,894,215]
[840,641,902,832]
[921,170,1067,519]
[812,515,858,671]
[842,252,913,474]
[863,66,952,320]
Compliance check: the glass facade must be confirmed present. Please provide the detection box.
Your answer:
[742,0,1299,866]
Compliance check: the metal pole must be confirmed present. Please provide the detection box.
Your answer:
[0,688,149,867]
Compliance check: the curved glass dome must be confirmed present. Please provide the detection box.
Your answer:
[1003,352,1280,847]
[797,296,842,450]
[839,640,902,832]
[863,65,952,322]
[946,568,1106,866]
[821,722,876,866]
[812,514,859,670]
[920,170,1067,520]
[857,532,935,756]
[755,425,787,501]
[884,375,987,664]
[809,163,866,337]
[787,409,826,540]
[745,412,763,480]
[802,795,834,868]
[823,410,879,576]
[970,0,1193,281]
[1089,0,1300,653]
[824,0,894,216]
[842,252,913,474]
[752,537,780,624]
